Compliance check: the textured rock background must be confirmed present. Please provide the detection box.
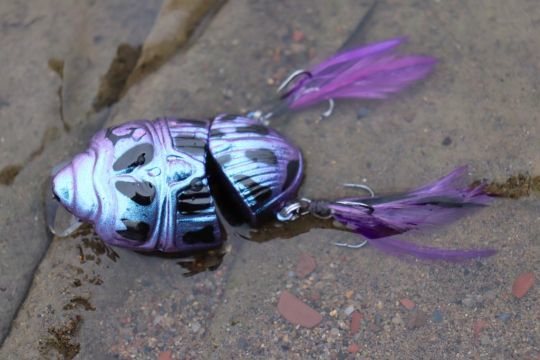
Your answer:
[0,0,163,343]
[0,0,538,358]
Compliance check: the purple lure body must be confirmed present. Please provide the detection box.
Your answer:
[52,116,303,253]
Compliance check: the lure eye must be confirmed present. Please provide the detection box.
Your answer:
[113,143,154,173]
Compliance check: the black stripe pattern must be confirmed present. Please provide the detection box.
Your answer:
[207,114,303,222]
[167,119,221,246]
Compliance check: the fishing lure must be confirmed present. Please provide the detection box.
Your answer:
[48,38,495,260]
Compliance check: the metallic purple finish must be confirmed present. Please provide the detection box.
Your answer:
[52,116,304,252]
[53,118,223,253]
[208,114,303,225]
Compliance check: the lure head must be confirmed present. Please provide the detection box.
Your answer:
[52,118,222,253]
[52,149,99,222]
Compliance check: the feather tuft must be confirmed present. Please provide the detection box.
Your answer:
[284,38,437,110]
[327,167,495,261]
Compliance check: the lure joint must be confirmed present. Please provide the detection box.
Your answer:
[276,198,311,222]
[277,182,376,223]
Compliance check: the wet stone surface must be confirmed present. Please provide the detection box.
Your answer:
[1,0,540,359]
[0,0,163,343]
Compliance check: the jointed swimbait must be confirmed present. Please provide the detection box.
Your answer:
[48,38,495,260]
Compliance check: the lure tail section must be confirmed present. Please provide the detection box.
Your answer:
[283,38,436,110]
[325,167,496,260]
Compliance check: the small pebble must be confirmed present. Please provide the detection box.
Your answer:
[277,291,322,328]
[497,312,511,323]
[512,272,535,299]
[442,136,452,146]
[432,309,443,323]
[480,335,491,346]
[473,320,488,337]
[237,337,249,350]
[295,253,317,278]
[222,88,233,99]
[462,294,482,308]
[153,315,163,326]
[158,351,172,360]
[191,322,201,333]
[391,313,403,326]
[344,305,355,316]
[400,298,415,310]
[290,43,307,54]
[350,311,363,334]
[357,107,371,119]
[406,311,427,330]
[292,29,305,42]
[348,343,359,354]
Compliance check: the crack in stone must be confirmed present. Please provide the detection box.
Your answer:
[92,43,142,112]
[48,58,70,132]
[92,0,228,113]
[0,126,61,186]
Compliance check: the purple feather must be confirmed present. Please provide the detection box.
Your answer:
[284,37,436,110]
[367,237,496,261]
[327,167,496,260]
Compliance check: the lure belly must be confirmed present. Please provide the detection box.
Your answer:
[49,38,496,260]
[52,115,303,253]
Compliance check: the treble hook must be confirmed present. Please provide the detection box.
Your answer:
[333,239,368,249]
[335,200,374,215]
[277,69,312,93]
[321,98,335,118]
[247,70,314,124]
[277,69,336,119]
[333,181,376,249]
[343,182,375,198]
